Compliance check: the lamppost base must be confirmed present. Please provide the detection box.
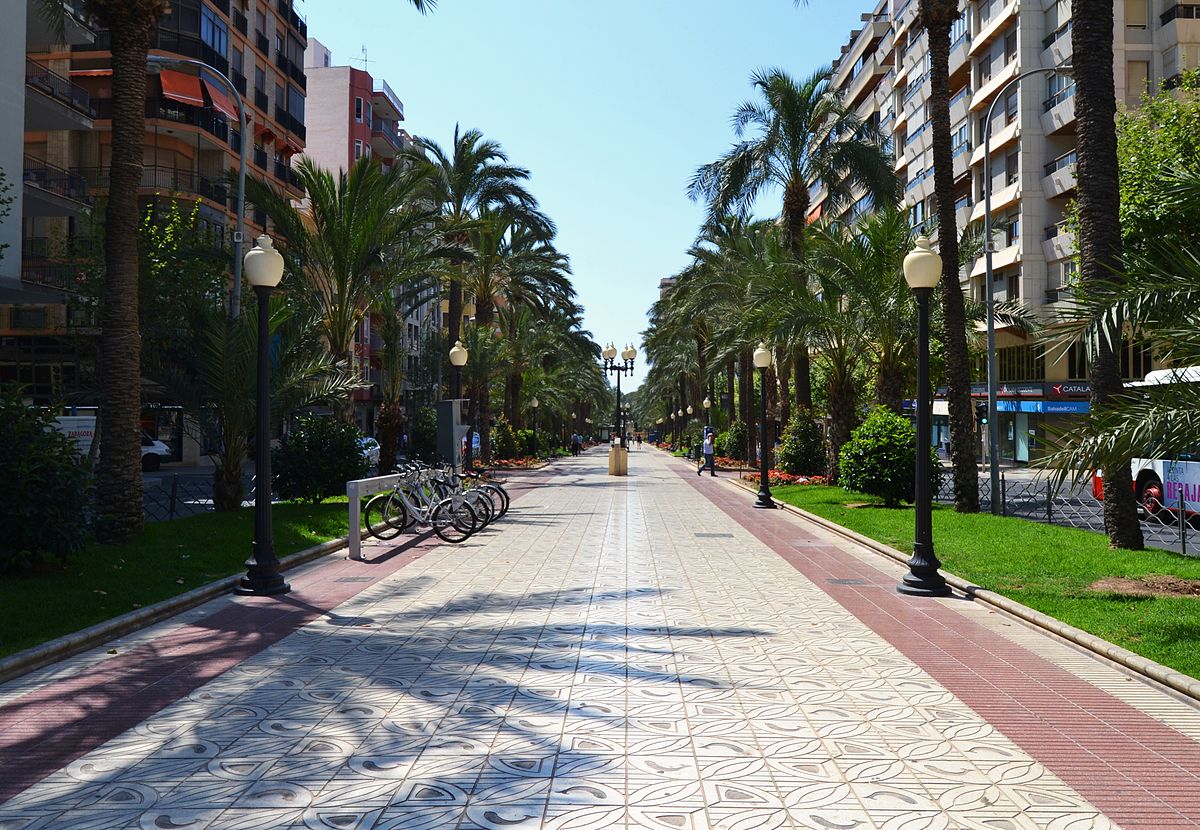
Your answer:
[753,490,776,509]
[234,550,290,596]
[896,566,951,597]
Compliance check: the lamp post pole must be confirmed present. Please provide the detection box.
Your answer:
[900,237,950,597]
[147,54,248,320]
[752,343,775,509]
[236,236,288,596]
[982,63,1073,513]
[703,396,711,427]
[449,340,468,469]
[530,397,539,458]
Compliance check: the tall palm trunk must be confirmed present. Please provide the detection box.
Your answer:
[1073,0,1143,549]
[505,316,520,427]
[475,300,494,461]
[91,2,165,541]
[776,350,791,427]
[724,360,736,422]
[782,183,814,409]
[739,350,755,461]
[875,360,906,414]
[921,0,978,513]
[827,363,858,485]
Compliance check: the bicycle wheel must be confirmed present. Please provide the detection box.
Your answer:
[466,491,494,527]
[482,483,509,517]
[431,498,477,544]
[364,493,406,540]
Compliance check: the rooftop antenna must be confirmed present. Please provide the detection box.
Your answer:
[355,45,373,70]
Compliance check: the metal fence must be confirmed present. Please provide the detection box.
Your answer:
[143,474,255,523]
[936,472,1195,555]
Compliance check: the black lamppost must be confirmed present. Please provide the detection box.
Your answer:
[602,342,636,448]
[449,340,469,468]
[703,396,711,426]
[752,342,775,509]
[236,235,289,596]
[899,236,951,597]
[530,396,539,458]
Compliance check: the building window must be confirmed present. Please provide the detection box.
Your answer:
[950,121,970,157]
[200,5,228,60]
[1121,337,1153,381]
[255,65,265,93]
[355,97,363,123]
[288,85,305,122]
[1127,60,1149,106]
[1068,343,1088,380]
[1004,210,1020,245]
[1003,88,1018,125]
[1125,0,1148,29]
[354,139,363,159]
[365,101,372,125]
[1006,271,1020,298]
[1005,151,1019,186]
[231,47,242,74]
[998,344,1043,382]
[1004,28,1017,65]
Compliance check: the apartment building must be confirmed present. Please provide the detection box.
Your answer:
[1,0,308,463]
[301,38,434,435]
[820,0,1196,462]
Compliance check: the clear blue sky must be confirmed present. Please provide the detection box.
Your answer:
[302,1,867,390]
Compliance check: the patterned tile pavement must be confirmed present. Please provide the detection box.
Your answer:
[1,449,1198,828]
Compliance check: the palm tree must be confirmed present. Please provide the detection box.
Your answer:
[246,156,452,422]
[918,0,978,513]
[1071,0,1144,549]
[402,126,542,397]
[688,66,898,408]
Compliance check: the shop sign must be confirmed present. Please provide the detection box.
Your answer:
[1048,381,1091,398]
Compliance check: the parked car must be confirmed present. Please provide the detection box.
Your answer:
[141,434,172,471]
[358,436,381,467]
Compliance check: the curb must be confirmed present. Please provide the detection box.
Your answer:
[0,534,350,687]
[723,477,1200,705]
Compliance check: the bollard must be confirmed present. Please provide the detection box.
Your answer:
[1181,485,1188,557]
[1046,482,1053,524]
[168,474,179,519]
[1001,472,1008,517]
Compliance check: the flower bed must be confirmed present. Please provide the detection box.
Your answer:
[490,457,544,469]
[742,471,828,487]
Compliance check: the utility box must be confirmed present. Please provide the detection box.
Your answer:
[436,399,470,470]
[608,446,628,476]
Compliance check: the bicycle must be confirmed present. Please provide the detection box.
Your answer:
[363,466,479,544]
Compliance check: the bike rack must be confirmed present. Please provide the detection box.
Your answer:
[345,473,403,560]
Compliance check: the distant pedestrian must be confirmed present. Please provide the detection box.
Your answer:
[697,431,717,477]
[636,434,642,448]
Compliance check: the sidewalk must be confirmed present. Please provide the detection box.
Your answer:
[1,450,1199,828]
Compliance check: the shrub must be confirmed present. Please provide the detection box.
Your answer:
[719,422,748,461]
[838,406,942,507]
[515,428,534,456]
[0,387,93,569]
[776,411,827,476]
[491,416,519,460]
[273,416,368,504]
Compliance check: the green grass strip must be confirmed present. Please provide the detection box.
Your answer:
[771,484,1200,682]
[0,500,351,659]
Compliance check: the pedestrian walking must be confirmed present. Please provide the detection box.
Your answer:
[698,431,717,477]
[636,434,642,448]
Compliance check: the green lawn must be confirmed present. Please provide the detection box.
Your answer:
[771,484,1200,681]
[0,501,352,659]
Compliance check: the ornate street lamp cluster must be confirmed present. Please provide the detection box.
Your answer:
[602,342,636,447]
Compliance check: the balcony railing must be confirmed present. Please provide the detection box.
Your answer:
[1161,4,1200,24]
[233,9,248,34]
[372,118,402,151]
[23,155,90,204]
[253,147,268,169]
[1042,19,1072,51]
[1043,83,1076,112]
[255,30,269,55]
[1045,222,1070,240]
[232,69,247,97]
[254,88,269,112]
[274,160,290,181]
[76,165,229,205]
[1043,150,1077,177]
[21,264,84,294]
[25,57,94,116]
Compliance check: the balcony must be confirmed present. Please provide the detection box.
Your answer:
[19,265,85,296]
[23,155,91,218]
[232,70,247,97]
[233,9,248,35]
[372,78,405,121]
[255,30,270,55]
[971,61,1018,112]
[1041,150,1077,199]
[1041,85,1077,135]
[1161,4,1200,24]
[253,147,268,169]
[254,88,269,112]
[76,165,230,206]
[274,160,290,181]
[1041,19,1072,68]
[25,57,95,132]
[970,0,1018,57]
[372,118,403,155]
[1042,225,1073,262]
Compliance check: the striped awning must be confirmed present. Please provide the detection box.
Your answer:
[202,79,237,120]
[159,69,204,107]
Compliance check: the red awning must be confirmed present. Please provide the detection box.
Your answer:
[255,124,277,143]
[202,79,237,121]
[281,137,303,156]
[70,68,112,77]
[159,69,204,107]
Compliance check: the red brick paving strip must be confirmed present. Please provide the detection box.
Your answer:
[675,463,1200,829]
[0,464,555,804]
